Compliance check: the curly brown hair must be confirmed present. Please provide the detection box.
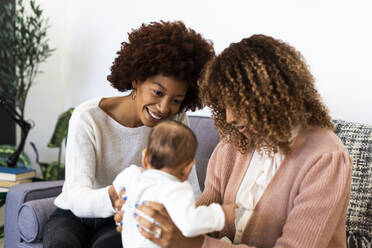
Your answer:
[107,21,214,112]
[199,34,333,155]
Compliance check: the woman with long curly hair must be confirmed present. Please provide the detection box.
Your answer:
[43,21,214,248]
[128,34,352,247]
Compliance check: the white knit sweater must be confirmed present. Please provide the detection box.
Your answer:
[54,98,201,218]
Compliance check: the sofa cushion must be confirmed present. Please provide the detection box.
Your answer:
[332,120,372,248]
[189,116,219,191]
[17,197,57,243]
[18,242,43,248]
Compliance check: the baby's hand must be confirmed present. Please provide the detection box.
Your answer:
[114,188,126,232]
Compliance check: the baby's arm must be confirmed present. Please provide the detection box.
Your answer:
[162,182,225,237]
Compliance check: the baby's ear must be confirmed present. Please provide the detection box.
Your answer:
[181,160,195,180]
[142,149,149,169]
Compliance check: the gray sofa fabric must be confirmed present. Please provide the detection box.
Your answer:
[4,117,372,248]
[189,116,220,191]
[18,242,44,248]
[332,120,372,248]
[4,181,63,248]
[17,197,57,243]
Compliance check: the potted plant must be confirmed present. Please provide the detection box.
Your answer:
[31,108,74,180]
[0,0,54,117]
[0,0,54,167]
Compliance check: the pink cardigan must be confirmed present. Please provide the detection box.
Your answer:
[198,127,352,248]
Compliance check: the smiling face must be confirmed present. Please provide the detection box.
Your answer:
[132,74,188,127]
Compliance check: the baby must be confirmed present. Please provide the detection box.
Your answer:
[113,120,225,248]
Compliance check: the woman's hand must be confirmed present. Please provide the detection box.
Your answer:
[113,188,126,232]
[108,185,119,208]
[136,201,205,248]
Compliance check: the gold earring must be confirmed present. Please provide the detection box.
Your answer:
[131,89,136,100]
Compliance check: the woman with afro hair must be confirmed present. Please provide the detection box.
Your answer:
[43,20,214,248]
[126,35,352,247]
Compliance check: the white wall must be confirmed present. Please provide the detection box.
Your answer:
[24,0,372,174]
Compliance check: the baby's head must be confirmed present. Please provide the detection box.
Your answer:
[142,120,198,181]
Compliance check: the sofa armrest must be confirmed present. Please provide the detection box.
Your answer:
[18,197,57,243]
[4,180,64,248]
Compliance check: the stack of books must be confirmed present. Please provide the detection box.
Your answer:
[0,167,36,192]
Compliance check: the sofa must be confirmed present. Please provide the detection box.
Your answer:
[4,116,372,248]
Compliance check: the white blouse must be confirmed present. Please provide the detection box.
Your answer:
[233,150,284,243]
[233,127,300,244]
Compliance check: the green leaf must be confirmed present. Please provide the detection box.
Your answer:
[48,108,74,148]
[0,0,55,118]
[45,161,65,180]
[30,0,36,12]
[4,4,13,16]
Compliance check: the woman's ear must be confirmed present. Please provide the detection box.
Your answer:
[132,80,138,89]
[142,149,150,169]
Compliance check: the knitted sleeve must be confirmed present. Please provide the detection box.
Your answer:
[54,108,115,218]
[197,142,224,206]
[197,142,239,239]
[274,150,352,247]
